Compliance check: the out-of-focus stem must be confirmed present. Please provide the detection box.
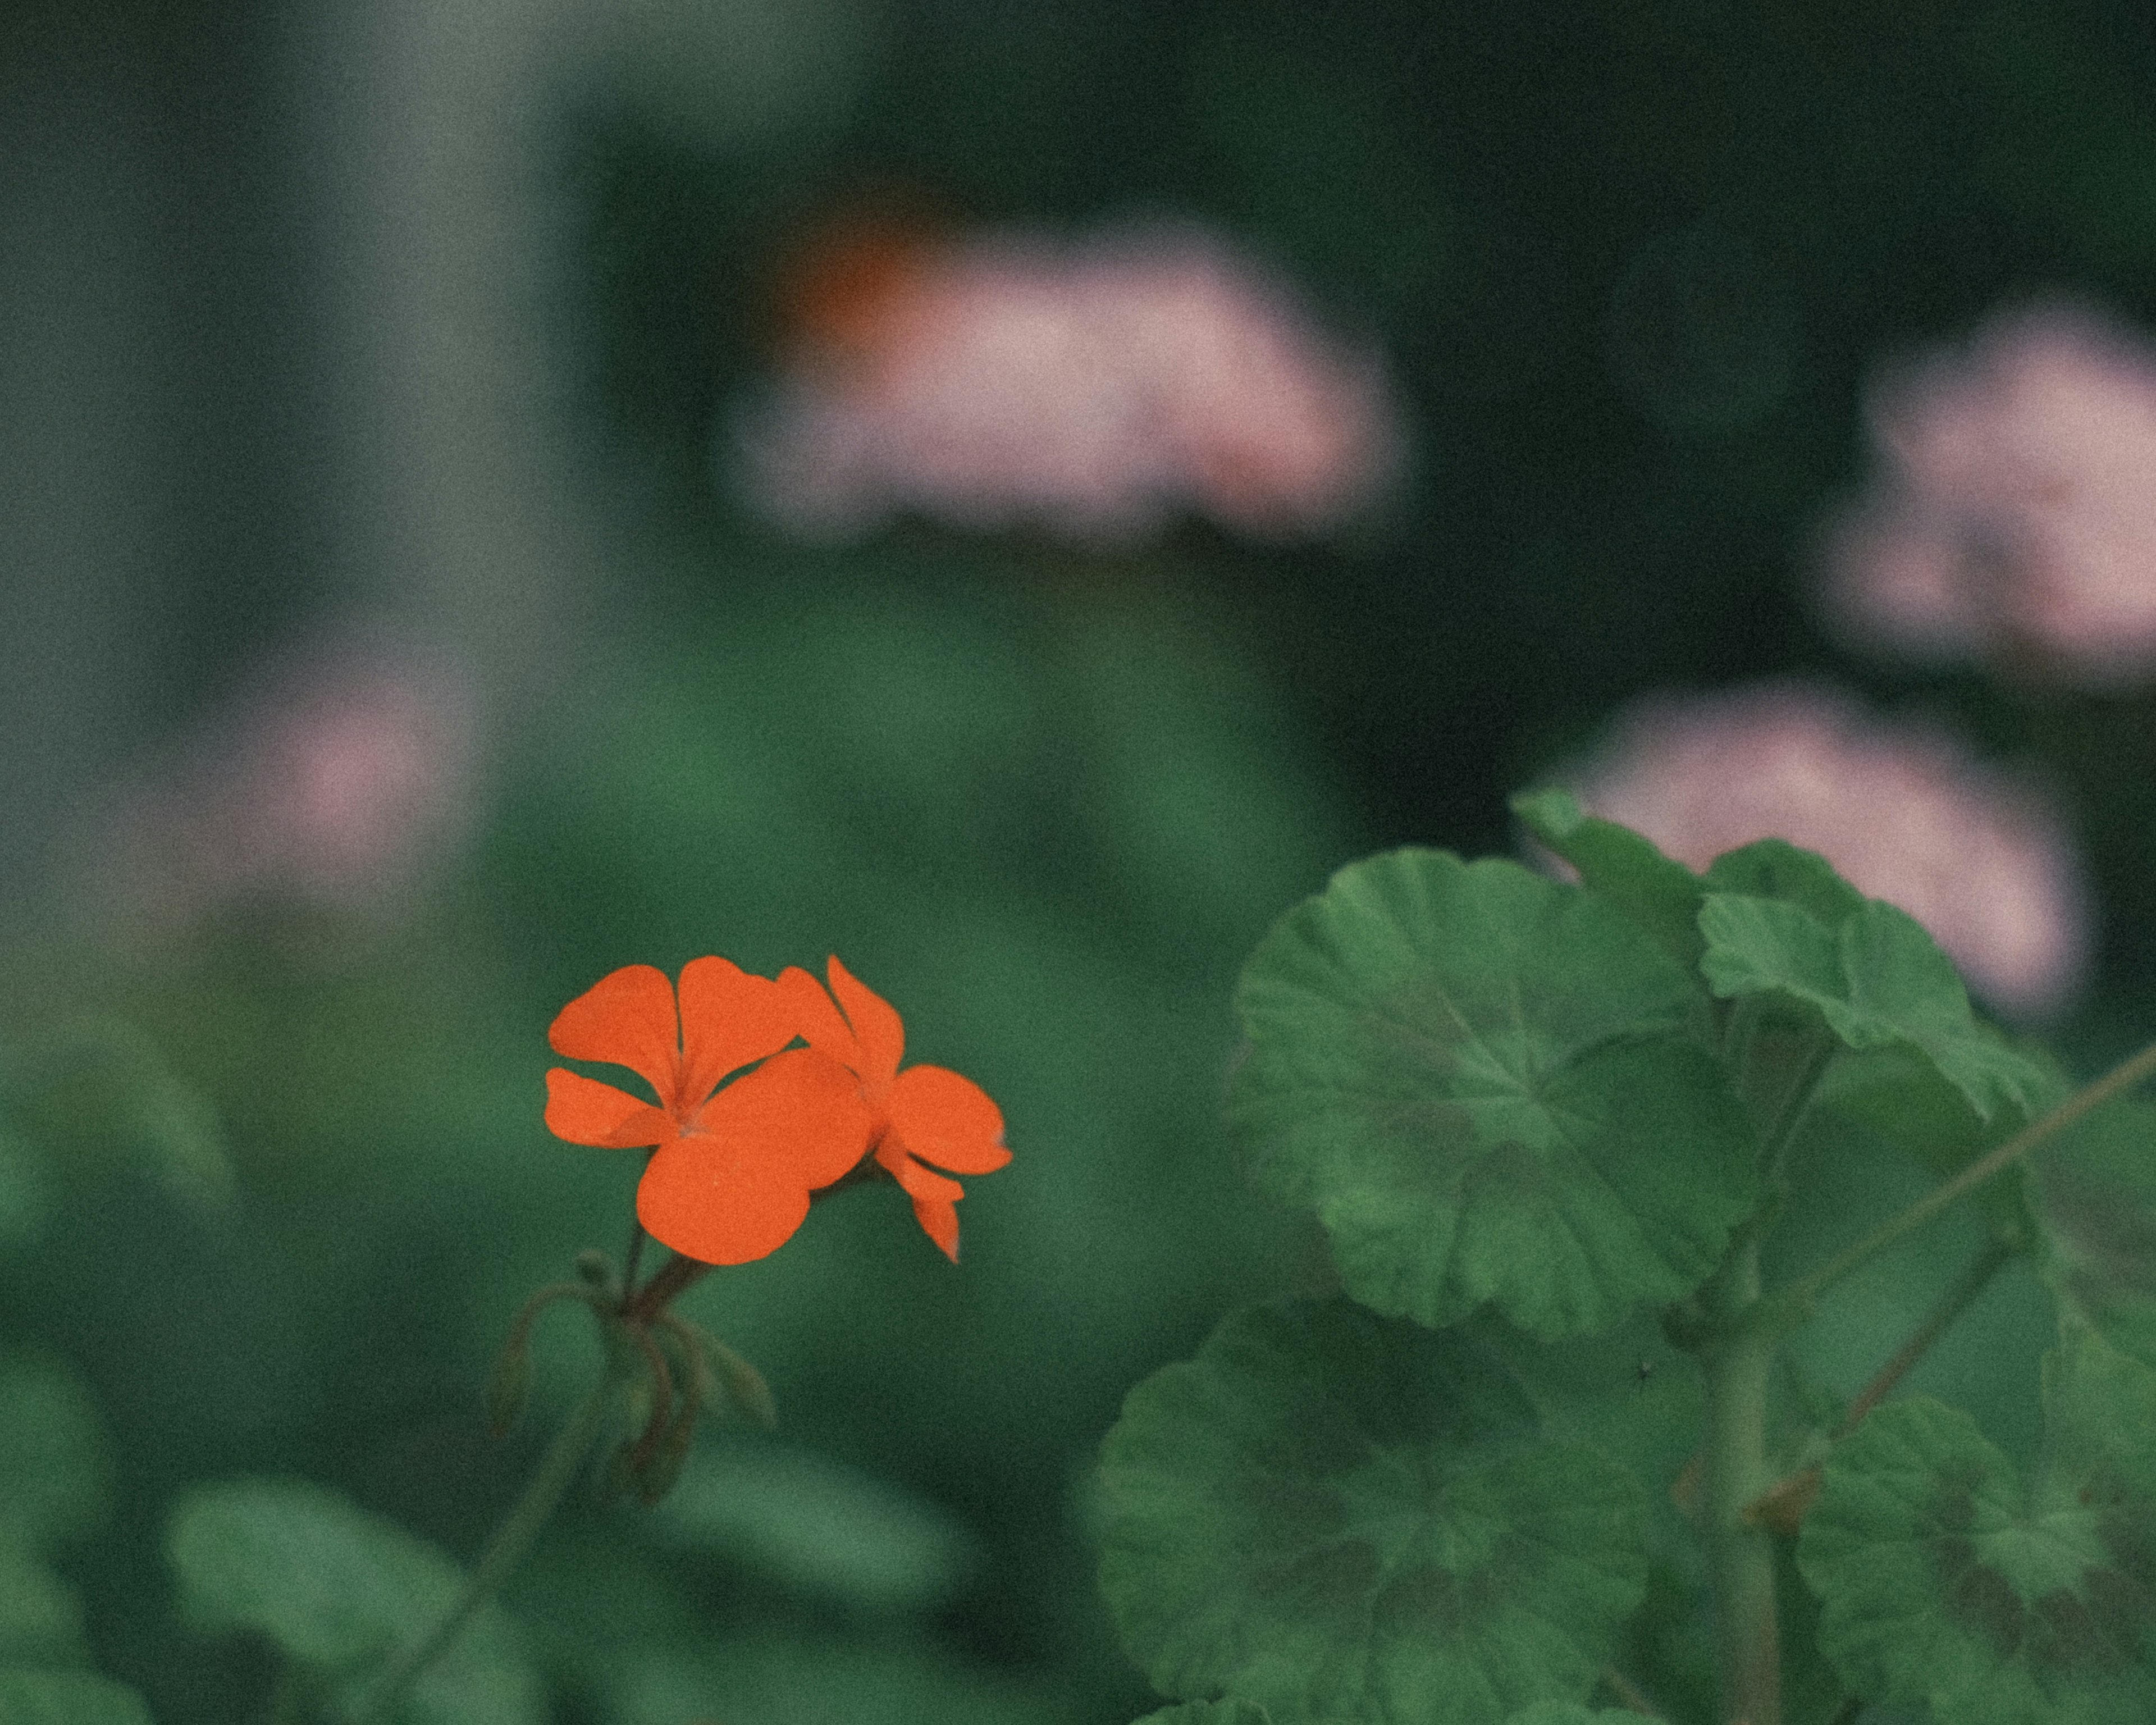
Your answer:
[346,1374,618,1724]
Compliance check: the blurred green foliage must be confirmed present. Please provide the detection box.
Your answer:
[7,0,2156,1719]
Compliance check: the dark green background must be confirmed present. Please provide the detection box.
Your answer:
[3,0,2154,1719]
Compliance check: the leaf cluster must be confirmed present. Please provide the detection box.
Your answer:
[1097,791,2156,1724]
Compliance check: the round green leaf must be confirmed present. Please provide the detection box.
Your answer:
[1099,1298,1647,1725]
[1231,850,1755,1338]
[1798,1331,2156,1723]
[0,1672,155,1725]
[166,1477,543,1725]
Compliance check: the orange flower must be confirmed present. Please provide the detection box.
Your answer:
[776,956,1010,1260]
[544,958,872,1265]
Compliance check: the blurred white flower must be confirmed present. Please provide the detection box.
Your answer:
[732,220,1400,545]
[1819,299,2156,686]
[109,642,479,928]
[1566,682,2088,1018]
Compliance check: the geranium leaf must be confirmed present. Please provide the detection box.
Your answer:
[0,1671,156,1725]
[1131,1704,1278,1725]
[2030,1098,2156,1373]
[1699,895,2048,1126]
[1231,849,1755,1338]
[167,1478,544,1725]
[1699,838,1866,929]
[1797,1330,2156,1723]
[1099,1298,1647,1725]
[1509,790,1705,971]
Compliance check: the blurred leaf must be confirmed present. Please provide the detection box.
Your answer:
[2030,1097,2156,1372]
[1231,849,1754,1338]
[0,1543,86,1668]
[1798,1330,2156,1723]
[3,1023,230,1215]
[1131,1704,1275,1725]
[1500,1709,1655,1725]
[0,1358,109,1555]
[652,1440,977,1616]
[602,1630,1080,1725]
[0,1128,54,1249]
[1700,896,2049,1125]
[166,1477,543,1725]
[0,1672,154,1725]
[1099,1298,1647,1725]
[1510,788,1704,971]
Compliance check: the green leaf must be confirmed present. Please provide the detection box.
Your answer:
[1699,838,1866,929]
[0,1672,155,1725]
[0,1542,86,1668]
[1797,1330,2156,1723]
[1131,1704,1277,1725]
[166,1477,543,1725]
[1232,850,1755,1338]
[651,1441,978,1615]
[0,1359,109,1555]
[1509,790,1705,970]
[2030,1098,2156,1373]
[1700,895,2049,1125]
[1099,1298,1647,1725]
[1499,1708,1656,1725]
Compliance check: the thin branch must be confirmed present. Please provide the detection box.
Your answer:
[1771,1035,2156,1323]
[1840,1236,2013,1432]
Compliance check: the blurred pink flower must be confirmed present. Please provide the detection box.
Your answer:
[1819,299,2156,686]
[1566,682,2088,1019]
[110,643,478,927]
[733,222,1400,545]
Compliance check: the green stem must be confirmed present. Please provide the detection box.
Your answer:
[1839,1236,2012,1434]
[1702,1236,1781,1725]
[1773,1035,2156,1325]
[346,1376,619,1724]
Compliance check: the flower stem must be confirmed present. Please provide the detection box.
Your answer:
[1702,1236,1781,1725]
[345,1375,619,1724]
[1771,1034,2156,1323]
[624,1251,712,1324]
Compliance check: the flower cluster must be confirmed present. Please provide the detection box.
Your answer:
[1817,298,2156,686]
[730,218,1400,545]
[545,955,1008,1265]
[1561,682,2088,1019]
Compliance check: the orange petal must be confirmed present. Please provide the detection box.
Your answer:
[548,965,680,1107]
[775,965,858,1067]
[874,1141,965,1261]
[545,1069,676,1148]
[675,956,801,1113]
[696,1048,876,1191]
[910,1193,961,1262]
[826,956,905,1088]
[637,1136,815,1266]
[886,1065,1010,1173]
